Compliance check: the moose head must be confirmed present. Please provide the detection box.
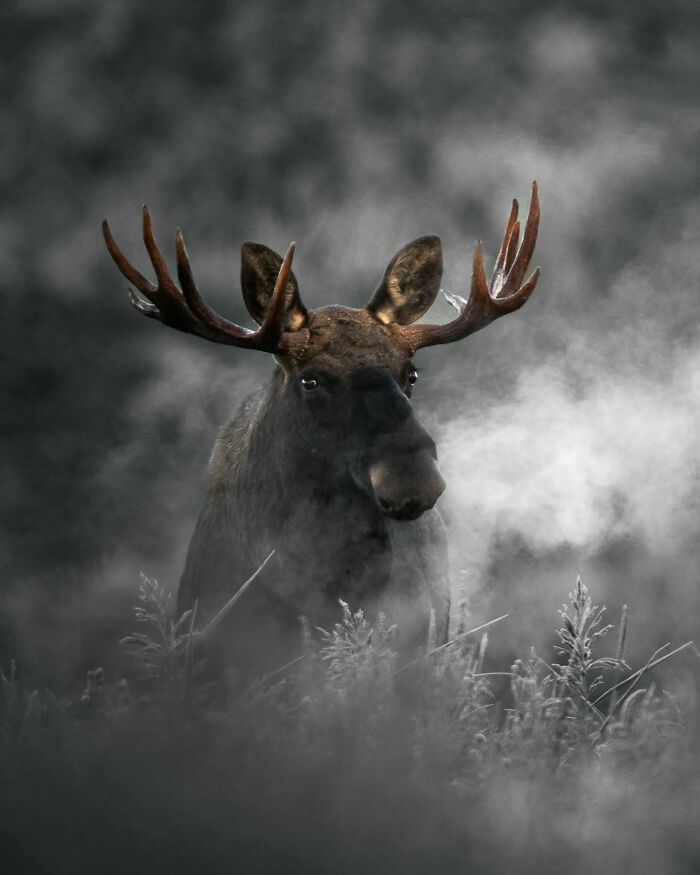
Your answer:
[102,185,540,531]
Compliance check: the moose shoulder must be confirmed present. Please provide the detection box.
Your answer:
[103,184,540,672]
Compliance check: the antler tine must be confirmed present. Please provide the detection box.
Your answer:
[174,230,256,344]
[102,218,156,298]
[503,220,520,276]
[258,242,297,350]
[397,183,541,352]
[471,240,491,313]
[501,181,539,295]
[128,289,160,318]
[492,199,518,285]
[142,206,181,299]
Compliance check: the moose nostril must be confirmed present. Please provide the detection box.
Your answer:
[403,499,423,517]
[375,495,432,519]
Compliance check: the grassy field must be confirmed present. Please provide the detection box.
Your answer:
[4,3,700,871]
[2,576,698,874]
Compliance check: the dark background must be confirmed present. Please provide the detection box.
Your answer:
[2,0,699,688]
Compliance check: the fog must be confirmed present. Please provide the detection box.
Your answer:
[439,200,700,658]
[3,3,700,873]
[3,0,699,685]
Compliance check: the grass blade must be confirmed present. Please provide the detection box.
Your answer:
[592,641,697,708]
[393,613,509,676]
[201,550,275,639]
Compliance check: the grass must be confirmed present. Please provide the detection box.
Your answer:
[1,575,698,874]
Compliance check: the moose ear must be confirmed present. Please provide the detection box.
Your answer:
[366,235,443,326]
[241,242,308,330]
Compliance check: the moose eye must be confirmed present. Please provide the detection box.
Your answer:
[300,376,319,391]
[407,369,418,385]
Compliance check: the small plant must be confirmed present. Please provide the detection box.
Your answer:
[120,573,200,696]
[317,600,396,703]
[551,576,623,701]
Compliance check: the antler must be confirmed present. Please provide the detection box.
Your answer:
[102,207,308,355]
[399,182,541,351]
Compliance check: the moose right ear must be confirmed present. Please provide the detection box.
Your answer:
[366,235,443,326]
[241,242,308,330]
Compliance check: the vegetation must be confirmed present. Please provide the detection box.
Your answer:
[4,3,699,871]
[1,576,697,873]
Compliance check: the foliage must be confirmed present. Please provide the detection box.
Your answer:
[318,601,396,701]
[1,577,698,873]
[551,576,622,698]
[119,574,198,678]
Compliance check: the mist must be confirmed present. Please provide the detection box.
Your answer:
[3,3,700,871]
[438,200,700,658]
[3,0,700,680]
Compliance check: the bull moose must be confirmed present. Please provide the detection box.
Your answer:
[103,184,540,671]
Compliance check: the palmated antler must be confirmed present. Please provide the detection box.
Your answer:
[102,208,308,355]
[399,182,541,351]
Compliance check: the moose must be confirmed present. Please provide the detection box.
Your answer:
[103,184,540,672]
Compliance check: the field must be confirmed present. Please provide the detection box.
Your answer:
[4,2,700,872]
[2,575,698,874]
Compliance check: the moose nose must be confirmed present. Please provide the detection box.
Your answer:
[376,494,437,520]
[369,454,446,521]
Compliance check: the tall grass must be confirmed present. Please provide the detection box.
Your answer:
[1,576,698,874]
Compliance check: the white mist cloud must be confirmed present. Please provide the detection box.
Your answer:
[436,199,700,652]
[441,347,700,565]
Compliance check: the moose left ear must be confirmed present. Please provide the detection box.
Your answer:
[241,242,308,331]
[366,235,443,326]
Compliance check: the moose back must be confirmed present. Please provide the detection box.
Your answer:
[103,185,540,671]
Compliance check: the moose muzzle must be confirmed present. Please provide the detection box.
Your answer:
[369,452,446,520]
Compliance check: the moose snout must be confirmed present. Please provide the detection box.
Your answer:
[369,453,446,520]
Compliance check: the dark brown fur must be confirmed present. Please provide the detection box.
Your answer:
[178,305,450,672]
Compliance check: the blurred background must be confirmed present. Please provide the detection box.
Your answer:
[2,0,699,687]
